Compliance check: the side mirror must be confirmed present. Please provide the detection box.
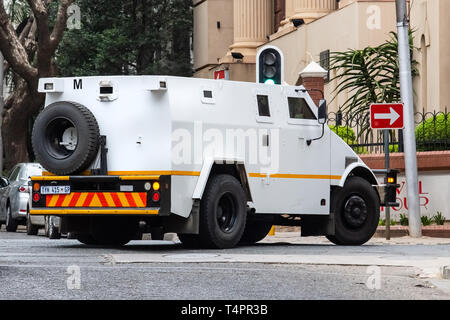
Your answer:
[318,99,327,125]
[1,177,9,187]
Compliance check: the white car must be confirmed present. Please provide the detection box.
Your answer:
[0,163,60,238]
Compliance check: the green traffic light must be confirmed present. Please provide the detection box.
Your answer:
[264,79,276,85]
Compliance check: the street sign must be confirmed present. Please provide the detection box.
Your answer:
[214,70,228,80]
[370,103,404,129]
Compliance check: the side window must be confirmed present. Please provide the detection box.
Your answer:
[257,95,271,117]
[288,97,317,120]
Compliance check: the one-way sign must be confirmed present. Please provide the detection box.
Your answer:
[370,103,404,129]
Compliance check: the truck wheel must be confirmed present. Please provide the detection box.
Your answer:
[76,234,99,246]
[239,221,273,245]
[26,210,39,236]
[32,101,100,175]
[198,175,247,249]
[91,217,137,247]
[5,205,18,232]
[177,234,201,248]
[327,177,380,246]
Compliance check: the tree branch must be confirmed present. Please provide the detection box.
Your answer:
[50,0,74,52]
[0,3,37,82]
[26,0,50,46]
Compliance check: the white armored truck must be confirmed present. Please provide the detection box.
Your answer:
[30,75,398,248]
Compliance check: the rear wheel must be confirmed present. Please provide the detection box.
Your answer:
[177,234,201,248]
[26,209,39,236]
[198,174,247,249]
[76,234,99,246]
[5,205,18,232]
[327,177,380,246]
[91,217,137,247]
[239,220,273,245]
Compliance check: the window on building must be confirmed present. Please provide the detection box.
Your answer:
[288,97,317,120]
[320,50,330,82]
[257,95,271,117]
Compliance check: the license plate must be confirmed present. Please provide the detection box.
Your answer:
[40,186,71,195]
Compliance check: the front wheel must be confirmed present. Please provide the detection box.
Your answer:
[198,174,247,249]
[327,177,380,246]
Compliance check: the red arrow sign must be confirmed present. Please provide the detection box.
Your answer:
[370,103,404,129]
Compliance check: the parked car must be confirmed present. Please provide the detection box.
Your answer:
[0,163,61,238]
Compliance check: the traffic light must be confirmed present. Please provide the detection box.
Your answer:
[257,46,284,85]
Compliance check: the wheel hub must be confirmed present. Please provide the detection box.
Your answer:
[216,193,237,233]
[343,195,368,229]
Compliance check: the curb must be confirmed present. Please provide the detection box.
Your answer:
[375,226,450,238]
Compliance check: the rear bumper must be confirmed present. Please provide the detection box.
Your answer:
[29,175,171,216]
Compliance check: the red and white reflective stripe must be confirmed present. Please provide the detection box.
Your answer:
[46,192,147,208]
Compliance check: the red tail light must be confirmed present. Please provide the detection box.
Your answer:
[19,186,28,193]
[33,193,40,202]
[152,192,160,202]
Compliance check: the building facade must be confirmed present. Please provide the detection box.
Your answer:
[193,0,450,113]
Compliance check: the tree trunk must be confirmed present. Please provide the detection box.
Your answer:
[2,78,43,169]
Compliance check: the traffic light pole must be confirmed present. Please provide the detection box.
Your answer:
[395,0,422,237]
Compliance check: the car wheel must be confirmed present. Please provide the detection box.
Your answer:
[26,209,39,236]
[47,216,61,239]
[239,220,273,245]
[198,174,247,249]
[326,177,380,246]
[5,205,18,232]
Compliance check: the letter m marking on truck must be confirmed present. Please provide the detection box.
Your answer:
[74,79,83,90]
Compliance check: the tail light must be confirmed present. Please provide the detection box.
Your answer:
[18,186,28,193]
[152,192,160,202]
[33,193,40,202]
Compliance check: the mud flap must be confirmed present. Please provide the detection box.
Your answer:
[300,213,335,237]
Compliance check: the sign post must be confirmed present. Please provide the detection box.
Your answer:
[371,103,405,240]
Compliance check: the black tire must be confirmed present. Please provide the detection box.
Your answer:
[327,177,380,246]
[198,174,247,249]
[47,216,61,240]
[5,205,18,232]
[177,234,201,248]
[239,220,273,245]
[26,210,39,236]
[32,101,100,175]
[91,217,137,247]
[76,233,99,245]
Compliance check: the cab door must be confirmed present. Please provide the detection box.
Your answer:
[276,87,331,215]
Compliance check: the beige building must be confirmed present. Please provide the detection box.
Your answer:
[193,0,450,113]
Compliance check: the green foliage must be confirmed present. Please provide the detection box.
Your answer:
[433,212,446,226]
[379,219,397,226]
[415,114,450,151]
[421,216,433,226]
[329,125,368,154]
[56,0,193,77]
[330,31,418,140]
[400,214,409,226]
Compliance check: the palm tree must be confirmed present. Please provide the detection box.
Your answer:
[329,31,418,140]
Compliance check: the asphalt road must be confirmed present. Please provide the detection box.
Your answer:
[1,228,450,300]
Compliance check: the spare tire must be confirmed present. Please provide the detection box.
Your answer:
[32,101,100,175]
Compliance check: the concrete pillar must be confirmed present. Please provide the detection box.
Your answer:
[281,0,337,27]
[223,0,273,63]
[299,61,328,107]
